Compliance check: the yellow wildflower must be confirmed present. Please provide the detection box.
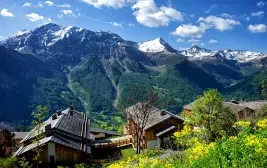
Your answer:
[233,121,251,128]
[256,119,267,130]
[229,136,237,141]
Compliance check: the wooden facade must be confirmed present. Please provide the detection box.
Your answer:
[183,101,265,121]
[14,107,92,165]
[126,105,184,150]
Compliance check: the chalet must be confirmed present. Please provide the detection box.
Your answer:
[90,127,121,140]
[0,122,15,157]
[14,106,122,165]
[14,107,92,165]
[183,100,267,120]
[126,104,184,150]
[13,132,29,150]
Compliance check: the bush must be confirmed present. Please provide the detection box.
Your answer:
[0,157,18,168]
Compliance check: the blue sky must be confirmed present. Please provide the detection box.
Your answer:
[0,0,267,52]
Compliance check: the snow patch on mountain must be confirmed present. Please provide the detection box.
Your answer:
[11,30,30,38]
[138,37,176,53]
[180,46,267,62]
[180,45,217,57]
[48,26,73,46]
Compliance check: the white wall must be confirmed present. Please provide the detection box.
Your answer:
[48,142,56,163]
[147,140,157,149]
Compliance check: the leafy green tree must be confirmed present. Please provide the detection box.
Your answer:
[188,89,236,142]
[31,105,48,168]
[18,157,32,168]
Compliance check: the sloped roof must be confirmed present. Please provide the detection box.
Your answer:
[0,122,15,132]
[239,101,267,110]
[14,132,29,139]
[90,127,121,136]
[183,100,266,113]
[21,108,91,144]
[183,102,194,111]
[223,102,248,113]
[126,103,184,130]
[156,125,176,137]
[14,134,91,156]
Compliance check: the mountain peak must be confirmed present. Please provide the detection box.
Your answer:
[138,37,176,53]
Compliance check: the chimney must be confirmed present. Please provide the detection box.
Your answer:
[69,110,73,116]
[52,114,57,120]
[231,100,239,104]
[57,110,62,116]
[69,105,74,111]
[160,110,166,116]
[45,124,52,136]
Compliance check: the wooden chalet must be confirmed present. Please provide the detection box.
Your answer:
[0,122,15,156]
[14,107,92,165]
[183,100,267,120]
[126,104,184,150]
[13,106,122,165]
[13,132,29,150]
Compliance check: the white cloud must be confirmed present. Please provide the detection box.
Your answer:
[160,6,183,21]
[48,18,52,22]
[190,14,195,18]
[248,24,266,33]
[170,24,206,38]
[246,17,250,21]
[61,10,73,16]
[57,14,63,18]
[38,3,43,7]
[257,1,266,7]
[251,11,264,16]
[199,16,240,31]
[22,2,31,7]
[81,0,130,8]
[176,38,184,43]
[188,39,200,43]
[26,13,44,22]
[0,8,15,17]
[132,0,183,28]
[208,39,218,43]
[23,2,43,8]
[205,4,217,14]
[57,4,71,8]
[45,1,53,6]
[192,42,204,46]
[45,1,70,8]
[220,13,235,19]
[109,22,123,27]
[128,23,135,27]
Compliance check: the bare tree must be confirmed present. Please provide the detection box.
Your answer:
[118,86,160,154]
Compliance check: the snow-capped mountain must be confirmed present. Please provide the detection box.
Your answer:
[138,37,177,53]
[0,23,124,59]
[180,46,267,63]
[180,45,217,57]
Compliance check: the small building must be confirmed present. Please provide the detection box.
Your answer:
[183,100,267,120]
[14,107,92,166]
[0,122,15,157]
[90,127,121,140]
[126,103,184,150]
[13,132,29,150]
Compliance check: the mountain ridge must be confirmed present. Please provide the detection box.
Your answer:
[0,23,266,128]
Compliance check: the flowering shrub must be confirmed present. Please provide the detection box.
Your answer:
[233,121,251,128]
[256,118,267,130]
[108,155,174,168]
[188,119,267,168]
[109,119,267,168]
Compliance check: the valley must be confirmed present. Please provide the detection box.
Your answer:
[0,23,266,129]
